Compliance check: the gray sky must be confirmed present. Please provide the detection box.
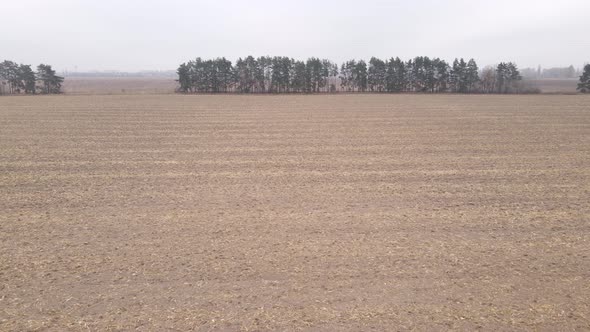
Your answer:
[3,0,589,71]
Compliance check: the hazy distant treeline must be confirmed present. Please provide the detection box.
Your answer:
[0,60,63,95]
[521,65,581,80]
[177,56,528,94]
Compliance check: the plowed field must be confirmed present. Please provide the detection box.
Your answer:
[1,95,589,330]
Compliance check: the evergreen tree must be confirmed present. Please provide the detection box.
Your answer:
[326,62,338,92]
[1,60,63,95]
[496,62,522,93]
[257,56,272,93]
[411,57,425,91]
[187,58,204,92]
[234,56,257,93]
[215,57,234,93]
[496,62,508,93]
[423,57,436,92]
[270,57,292,93]
[290,60,307,93]
[245,56,262,93]
[36,64,63,94]
[506,62,522,92]
[433,58,449,92]
[368,57,386,92]
[385,57,407,92]
[466,59,480,92]
[320,59,332,92]
[18,64,36,94]
[339,60,356,92]
[577,64,590,93]
[354,60,368,92]
[405,59,415,92]
[306,58,324,93]
[450,58,469,93]
[0,60,20,94]
[176,63,191,92]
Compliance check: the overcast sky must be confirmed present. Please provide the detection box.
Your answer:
[2,0,589,71]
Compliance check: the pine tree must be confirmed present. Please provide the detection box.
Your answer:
[411,57,424,92]
[404,59,414,92]
[245,56,261,93]
[423,57,436,92]
[305,58,324,93]
[0,60,20,94]
[433,58,449,93]
[496,62,508,93]
[355,60,368,92]
[176,63,191,92]
[496,62,521,93]
[339,60,356,92]
[234,56,258,93]
[368,57,386,92]
[506,62,522,93]
[18,64,36,94]
[290,60,307,93]
[36,64,63,94]
[384,57,407,92]
[578,64,590,93]
[466,59,479,93]
[215,58,233,93]
[457,58,468,93]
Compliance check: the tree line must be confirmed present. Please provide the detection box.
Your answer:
[177,56,339,94]
[521,65,579,80]
[177,56,527,94]
[0,60,64,95]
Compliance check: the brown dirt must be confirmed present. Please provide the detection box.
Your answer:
[1,94,589,331]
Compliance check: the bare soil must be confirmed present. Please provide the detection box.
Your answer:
[1,95,589,331]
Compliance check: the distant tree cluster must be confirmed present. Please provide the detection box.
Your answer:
[0,60,63,95]
[177,56,338,93]
[521,65,579,80]
[177,56,525,94]
[578,64,590,93]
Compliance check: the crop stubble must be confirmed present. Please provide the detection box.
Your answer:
[1,94,589,330]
